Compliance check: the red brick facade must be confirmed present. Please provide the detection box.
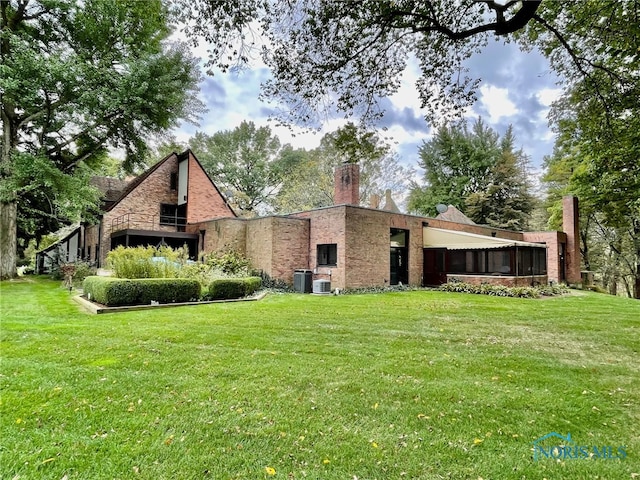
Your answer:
[562,195,581,283]
[186,153,234,223]
[66,154,581,291]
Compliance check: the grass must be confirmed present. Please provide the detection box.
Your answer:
[1,277,639,479]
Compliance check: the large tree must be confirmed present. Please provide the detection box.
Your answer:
[408,118,534,230]
[0,0,202,278]
[274,123,415,213]
[189,121,303,216]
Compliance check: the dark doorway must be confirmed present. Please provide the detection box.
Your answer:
[390,229,409,285]
[423,248,447,286]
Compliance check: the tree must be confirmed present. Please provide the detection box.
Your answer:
[175,0,545,125]
[1,0,202,279]
[274,123,415,213]
[539,2,640,298]
[189,121,302,216]
[175,1,635,127]
[408,119,534,230]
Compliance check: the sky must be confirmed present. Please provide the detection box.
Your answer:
[172,36,562,185]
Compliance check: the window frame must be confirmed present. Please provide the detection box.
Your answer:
[317,243,337,267]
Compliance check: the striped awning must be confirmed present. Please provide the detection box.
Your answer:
[423,227,546,250]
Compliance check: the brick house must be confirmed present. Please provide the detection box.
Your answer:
[38,150,581,289]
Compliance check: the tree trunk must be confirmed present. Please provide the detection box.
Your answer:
[0,201,17,279]
[634,220,640,299]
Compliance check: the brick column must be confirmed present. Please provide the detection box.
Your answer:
[334,163,360,206]
[562,195,581,284]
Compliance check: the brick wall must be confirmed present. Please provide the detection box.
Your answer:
[522,231,565,283]
[193,216,309,284]
[293,205,425,289]
[334,163,360,206]
[292,206,347,287]
[98,155,179,265]
[190,218,247,256]
[562,195,581,284]
[83,224,100,263]
[186,152,235,223]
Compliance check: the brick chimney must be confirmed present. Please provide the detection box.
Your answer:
[562,195,581,284]
[334,163,360,206]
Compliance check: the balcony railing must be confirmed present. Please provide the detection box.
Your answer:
[110,213,187,234]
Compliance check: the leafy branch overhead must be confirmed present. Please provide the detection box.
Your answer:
[174,0,634,126]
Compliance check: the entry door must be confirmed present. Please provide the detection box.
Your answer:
[390,247,408,285]
[423,248,447,286]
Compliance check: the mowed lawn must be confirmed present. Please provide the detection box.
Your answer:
[1,278,638,479]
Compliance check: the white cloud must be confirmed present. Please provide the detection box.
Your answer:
[476,85,518,122]
[537,88,562,107]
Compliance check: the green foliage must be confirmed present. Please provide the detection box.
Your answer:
[1,0,203,279]
[189,121,302,215]
[201,249,253,276]
[274,122,414,213]
[439,281,569,298]
[83,276,200,306]
[106,245,188,279]
[409,119,534,230]
[207,277,262,300]
[82,277,139,306]
[134,278,201,305]
[175,1,544,126]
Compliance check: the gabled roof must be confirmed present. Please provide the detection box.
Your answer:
[103,149,236,218]
[104,151,177,212]
[36,223,81,254]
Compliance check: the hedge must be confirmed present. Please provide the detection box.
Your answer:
[207,276,262,300]
[83,276,201,306]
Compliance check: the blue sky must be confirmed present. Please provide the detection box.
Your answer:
[174,38,561,180]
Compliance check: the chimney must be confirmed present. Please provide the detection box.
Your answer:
[334,163,360,206]
[562,195,581,284]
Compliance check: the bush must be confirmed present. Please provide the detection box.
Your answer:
[83,276,201,306]
[83,277,139,306]
[439,281,569,298]
[135,278,201,304]
[207,277,262,300]
[201,249,253,276]
[107,245,188,279]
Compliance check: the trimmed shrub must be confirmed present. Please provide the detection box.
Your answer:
[135,278,201,304]
[207,276,262,300]
[83,276,201,306]
[83,277,139,306]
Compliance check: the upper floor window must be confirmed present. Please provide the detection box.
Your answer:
[170,172,178,191]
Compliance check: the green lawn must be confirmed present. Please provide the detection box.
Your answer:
[1,278,639,479]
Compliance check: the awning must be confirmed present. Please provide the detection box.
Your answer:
[423,227,546,250]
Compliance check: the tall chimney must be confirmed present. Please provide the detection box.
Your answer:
[334,163,360,206]
[562,195,581,284]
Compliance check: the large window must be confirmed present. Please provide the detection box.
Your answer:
[317,244,337,266]
[444,247,545,276]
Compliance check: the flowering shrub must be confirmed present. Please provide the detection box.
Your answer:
[439,281,569,298]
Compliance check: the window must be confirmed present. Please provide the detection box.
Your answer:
[488,249,513,274]
[160,204,186,227]
[170,172,178,191]
[317,244,337,266]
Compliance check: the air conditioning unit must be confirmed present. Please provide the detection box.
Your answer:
[312,279,331,295]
